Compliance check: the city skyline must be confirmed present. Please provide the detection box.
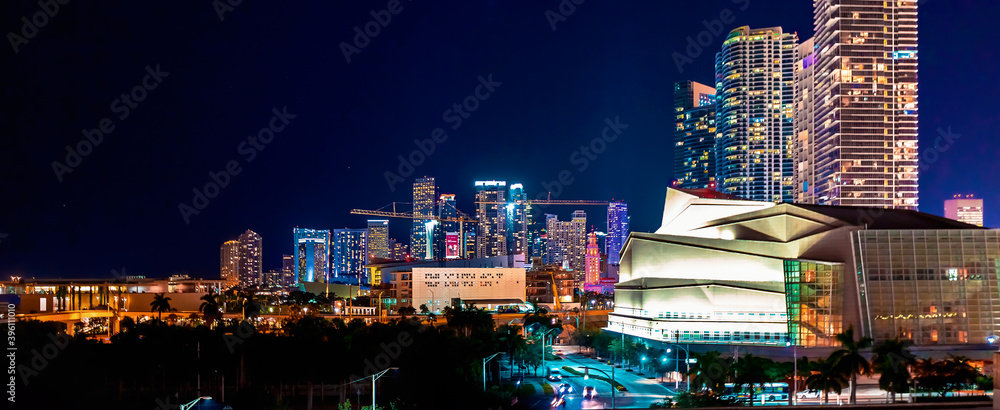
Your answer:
[4,1,997,279]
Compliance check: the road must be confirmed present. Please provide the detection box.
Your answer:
[522,345,673,409]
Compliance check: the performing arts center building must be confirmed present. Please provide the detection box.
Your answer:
[608,188,1000,358]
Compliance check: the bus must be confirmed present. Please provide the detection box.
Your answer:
[496,305,521,314]
[723,383,789,403]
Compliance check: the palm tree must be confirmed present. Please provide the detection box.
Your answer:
[687,350,730,395]
[806,358,848,404]
[425,312,437,325]
[199,290,222,328]
[872,338,915,402]
[733,354,776,406]
[831,326,873,404]
[419,304,429,314]
[149,293,172,321]
[398,306,417,318]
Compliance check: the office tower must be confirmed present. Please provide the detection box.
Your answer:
[220,240,240,288]
[546,211,587,270]
[281,254,295,286]
[293,228,330,283]
[475,180,508,258]
[945,195,984,227]
[715,26,797,202]
[389,238,410,261]
[585,232,600,285]
[813,0,919,209]
[437,194,458,259]
[366,220,390,260]
[237,229,262,287]
[507,183,528,255]
[673,81,717,189]
[464,230,477,259]
[606,202,628,265]
[792,37,817,204]
[333,228,367,278]
[411,177,437,260]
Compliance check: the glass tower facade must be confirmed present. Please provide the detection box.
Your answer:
[411,177,437,260]
[333,228,367,280]
[715,26,797,203]
[784,260,843,347]
[507,183,528,256]
[673,81,717,189]
[366,220,390,260]
[293,228,330,283]
[475,180,507,258]
[813,0,919,209]
[606,202,628,266]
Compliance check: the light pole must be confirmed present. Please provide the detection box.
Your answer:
[660,357,667,382]
[483,352,502,391]
[787,339,797,406]
[541,328,559,378]
[179,396,212,410]
[640,356,647,375]
[581,366,616,409]
[369,367,397,410]
[667,344,690,391]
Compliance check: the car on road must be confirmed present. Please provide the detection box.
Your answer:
[547,373,562,381]
[797,389,821,399]
[559,383,573,394]
[583,386,597,400]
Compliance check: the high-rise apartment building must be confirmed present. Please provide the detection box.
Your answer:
[366,220,390,260]
[546,210,587,271]
[507,183,528,256]
[281,254,295,286]
[293,228,330,283]
[606,202,628,265]
[945,195,984,227]
[411,177,437,260]
[715,26,797,203]
[437,194,458,260]
[238,229,263,287]
[812,0,919,209]
[792,37,817,204]
[389,238,410,261]
[673,81,717,189]
[333,228,367,278]
[585,232,600,285]
[220,240,240,288]
[475,180,508,258]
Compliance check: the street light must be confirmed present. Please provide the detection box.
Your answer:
[483,352,502,391]
[667,341,691,391]
[541,328,559,378]
[787,338,797,406]
[581,366,616,409]
[179,396,212,410]
[640,356,647,375]
[369,367,398,409]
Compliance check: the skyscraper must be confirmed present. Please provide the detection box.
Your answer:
[606,202,628,265]
[220,240,240,288]
[293,228,330,283]
[812,0,919,209]
[507,183,528,256]
[411,177,437,260]
[281,254,295,286]
[546,210,587,271]
[792,37,817,204]
[715,26,797,202]
[366,220,390,260]
[585,232,600,285]
[673,81,717,189]
[475,180,507,258]
[945,195,984,227]
[333,228,367,278]
[238,229,262,287]
[438,194,457,259]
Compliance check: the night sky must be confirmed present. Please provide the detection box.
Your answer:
[3,0,998,279]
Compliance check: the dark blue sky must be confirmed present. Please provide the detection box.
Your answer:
[2,0,998,279]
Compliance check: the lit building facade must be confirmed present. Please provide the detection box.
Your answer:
[606,202,628,266]
[437,194,458,260]
[238,229,262,287]
[715,26,797,203]
[281,254,295,286]
[411,177,437,260]
[475,180,508,258]
[293,228,330,283]
[333,228,367,278]
[546,210,587,271]
[507,183,528,256]
[673,80,717,189]
[367,220,390,260]
[220,240,240,288]
[585,232,600,285]
[812,0,919,209]
[410,267,526,312]
[945,195,984,227]
[611,188,991,356]
[792,37,817,204]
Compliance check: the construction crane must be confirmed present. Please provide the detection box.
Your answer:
[350,202,477,259]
